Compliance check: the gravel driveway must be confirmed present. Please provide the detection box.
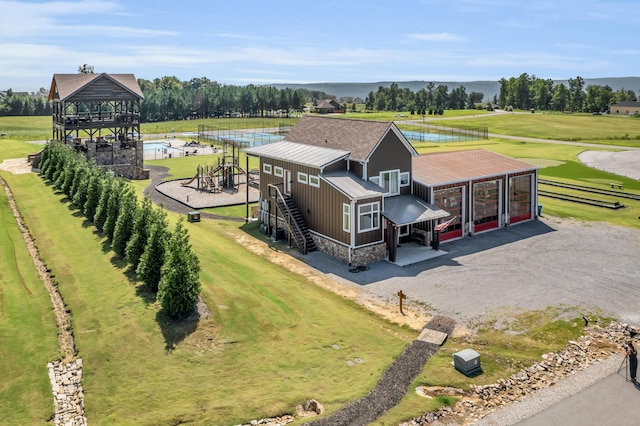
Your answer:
[302,216,640,328]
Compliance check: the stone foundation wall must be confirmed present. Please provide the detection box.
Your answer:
[85,141,148,180]
[312,234,386,266]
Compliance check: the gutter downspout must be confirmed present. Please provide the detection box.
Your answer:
[468,179,473,236]
[349,200,355,265]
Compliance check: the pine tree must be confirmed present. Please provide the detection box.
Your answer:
[125,197,155,269]
[103,180,126,240]
[112,187,138,257]
[84,169,103,222]
[137,210,169,292]
[157,218,201,317]
[93,177,113,231]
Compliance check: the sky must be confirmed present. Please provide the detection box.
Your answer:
[2,0,640,92]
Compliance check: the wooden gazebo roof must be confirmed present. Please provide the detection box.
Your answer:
[48,73,144,102]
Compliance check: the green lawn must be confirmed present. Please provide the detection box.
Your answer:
[0,179,59,424]
[432,111,640,145]
[2,171,418,424]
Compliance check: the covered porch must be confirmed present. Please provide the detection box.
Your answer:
[383,194,450,266]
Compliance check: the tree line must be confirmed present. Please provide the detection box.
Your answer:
[38,142,201,318]
[3,73,639,117]
[363,81,485,115]
[138,76,330,122]
[498,74,638,113]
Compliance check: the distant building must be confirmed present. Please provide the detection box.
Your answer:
[609,101,640,115]
[312,99,344,114]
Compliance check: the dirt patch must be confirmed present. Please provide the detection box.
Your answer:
[0,158,33,174]
[232,233,432,331]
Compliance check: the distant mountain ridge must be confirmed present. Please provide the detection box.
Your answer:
[270,77,640,102]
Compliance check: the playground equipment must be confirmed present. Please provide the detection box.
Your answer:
[181,138,246,192]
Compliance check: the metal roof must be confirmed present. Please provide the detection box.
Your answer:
[244,141,350,168]
[383,194,450,225]
[321,170,386,200]
[412,149,538,186]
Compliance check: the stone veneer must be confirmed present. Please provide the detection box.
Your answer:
[312,234,386,266]
[85,140,149,180]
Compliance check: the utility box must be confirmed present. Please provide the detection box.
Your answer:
[187,211,201,223]
[452,349,482,376]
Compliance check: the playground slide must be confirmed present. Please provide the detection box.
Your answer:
[181,173,199,186]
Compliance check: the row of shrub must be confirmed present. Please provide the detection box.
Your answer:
[38,141,201,318]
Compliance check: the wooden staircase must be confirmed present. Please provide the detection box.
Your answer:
[269,184,316,255]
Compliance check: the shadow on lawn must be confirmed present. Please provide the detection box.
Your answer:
[156,310,199,351]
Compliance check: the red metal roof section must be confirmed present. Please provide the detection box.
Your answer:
[413,149,537,186]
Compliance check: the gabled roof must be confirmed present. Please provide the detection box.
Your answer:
[48,73,144,101]
[321,170,386,200]
[412,149,538,186]
[314,100,340,110]
[611,101,640,107]
[244,140,349,169]
[383,195,450,225]
[284,116,417,162]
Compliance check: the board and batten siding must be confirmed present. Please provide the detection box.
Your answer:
[353,196,385,246]
[366,131,413,195]
[258,157,352,245]
[69,79,138,102]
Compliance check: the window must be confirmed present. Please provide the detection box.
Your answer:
[358,202,380,232]
[380,170,400,195]
[298,172,308,184]
[263,163,272,174]
[343,203,351,232]
[370,176,380,186]
[400,172,410,187]
[309,175,320,188]
[274,166,283,177]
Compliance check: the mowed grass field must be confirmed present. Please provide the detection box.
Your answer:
[0,112,639,424]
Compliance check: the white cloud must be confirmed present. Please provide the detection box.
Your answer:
[407,32,466,42]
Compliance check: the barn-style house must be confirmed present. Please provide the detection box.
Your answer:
[245,116,538,266]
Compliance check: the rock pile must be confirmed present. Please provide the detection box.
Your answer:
[236,415,295,426]
[406,321,637,425]
[47,358,86,426]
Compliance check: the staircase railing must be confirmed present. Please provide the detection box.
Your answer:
[267,184,308,254]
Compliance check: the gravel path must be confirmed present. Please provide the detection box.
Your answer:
[307,317,456,426]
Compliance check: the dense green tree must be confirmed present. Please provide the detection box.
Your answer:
[585,85,614,113]
[84,169,104,222]
[550,83,570,112]
[112,187,138,257]
[568,76,586,112]
[93,177,113,230]
[467,91,485,108]
[125,197,156,268]
[157,218,201,317]
[103,180,127,240]
[137,210,169,292]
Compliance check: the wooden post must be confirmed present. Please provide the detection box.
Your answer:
[397,290,406,315]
